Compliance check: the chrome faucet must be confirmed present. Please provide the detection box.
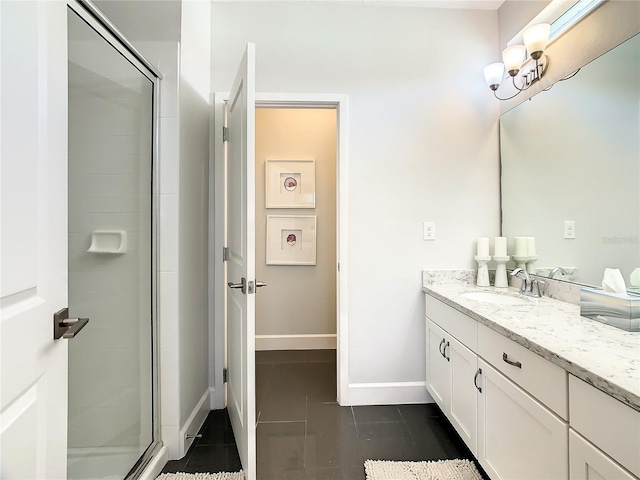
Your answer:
[549,267,567,279]
[511,267,545,298]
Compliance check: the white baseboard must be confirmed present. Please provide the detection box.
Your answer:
[179,389,210,457]
[255,334,337,351]
[138,446,168,480]
[342,381,431,406]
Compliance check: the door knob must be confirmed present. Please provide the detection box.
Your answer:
[53,308,89,340]
[228,277,247,294]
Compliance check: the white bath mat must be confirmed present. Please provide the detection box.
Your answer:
[156,472,244,480]
[365,459,483,480]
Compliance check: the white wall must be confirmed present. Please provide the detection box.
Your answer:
[497,0,551,48]
[255,108,337,350]
[211,3,501,403]
[177,0,211,435]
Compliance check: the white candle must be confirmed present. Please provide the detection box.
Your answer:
[477,237,490,257]
[494,237,507,257]
[527,237,536,256]
[514,237,527,257]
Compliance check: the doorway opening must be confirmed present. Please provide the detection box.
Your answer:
[254,107,337,353]
[211,91,348,479]
[212,93,349,409]
[253,106,338,473]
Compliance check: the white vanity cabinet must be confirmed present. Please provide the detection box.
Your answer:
[425,287,640,480]
[476,359,568,480]
[425,294,569,480]
[426,318,478,454]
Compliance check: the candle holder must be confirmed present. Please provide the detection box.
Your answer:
[493,255,510,288]
[526,255,539,275]
[512,255,530,271]
[474,255,492,287]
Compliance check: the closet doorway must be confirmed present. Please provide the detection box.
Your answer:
[254,107,337,353]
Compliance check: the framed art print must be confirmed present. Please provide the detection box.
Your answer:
[266,215,317,265]
[265,159,316,208]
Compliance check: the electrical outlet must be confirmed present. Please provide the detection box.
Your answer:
[423,222,436,240]
[564,220,576,239]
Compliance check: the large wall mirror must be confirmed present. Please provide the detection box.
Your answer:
[501,33,639,290]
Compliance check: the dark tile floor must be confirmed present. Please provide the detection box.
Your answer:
[160,408,243,474]
[162,349,484,479]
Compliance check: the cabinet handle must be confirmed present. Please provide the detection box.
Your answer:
[439,338,446,357]
[444,341,450,362]
[474,368,482,393]
[502,352,522,369]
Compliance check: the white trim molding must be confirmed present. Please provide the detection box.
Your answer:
[179,389,210,458]
[255,334,337,351]
[210,92,349,410]
[344,381,432,406]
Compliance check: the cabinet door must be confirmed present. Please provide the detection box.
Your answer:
[426,319,450,412]
[449,337,478,455]
[569,430,638,480]
[477,360,568,480]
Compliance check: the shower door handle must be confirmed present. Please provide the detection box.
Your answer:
[53,308,90,340]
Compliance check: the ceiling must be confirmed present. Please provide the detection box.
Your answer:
[91,0,504,43]
[210,0,506,8]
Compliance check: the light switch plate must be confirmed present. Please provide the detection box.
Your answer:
[424,222,436,240]
[564,220,576,239]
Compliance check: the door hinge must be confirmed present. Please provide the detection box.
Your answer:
[223,246,229,261]
[223,368,228,383]
[222,126,229,142]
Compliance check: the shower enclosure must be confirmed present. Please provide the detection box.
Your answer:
[66,3,160,478]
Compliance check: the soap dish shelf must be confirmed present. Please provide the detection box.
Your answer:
[87,230,127,254]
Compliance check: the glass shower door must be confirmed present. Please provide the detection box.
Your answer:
[67,8,156,479]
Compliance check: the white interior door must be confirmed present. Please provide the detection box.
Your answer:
[0,2,69,479]
[225,43,257,480]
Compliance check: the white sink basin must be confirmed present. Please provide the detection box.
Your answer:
[461,291,532,306]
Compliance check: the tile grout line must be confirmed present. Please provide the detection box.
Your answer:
[303,395,309,470]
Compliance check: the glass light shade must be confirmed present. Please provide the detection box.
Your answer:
[484,62,505,90]
[523,23,550,58]
[502,45,526,76]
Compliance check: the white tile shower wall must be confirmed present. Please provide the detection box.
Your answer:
[68,70,152,448]
[135,40,182,459]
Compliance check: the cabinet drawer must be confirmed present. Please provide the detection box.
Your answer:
[478,323,568,419]
[570,375,640,478]
[425,295,477,352]
[569,430,638,480]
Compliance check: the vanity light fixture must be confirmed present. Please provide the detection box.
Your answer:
[484,23,551,101]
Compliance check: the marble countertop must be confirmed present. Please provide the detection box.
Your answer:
[423,284,640,412]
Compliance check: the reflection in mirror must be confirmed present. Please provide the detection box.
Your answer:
[501,33,640,291]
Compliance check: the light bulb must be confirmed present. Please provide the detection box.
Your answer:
[523,23,550,60]
[483,62,505,91]
[502,45,526,76]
